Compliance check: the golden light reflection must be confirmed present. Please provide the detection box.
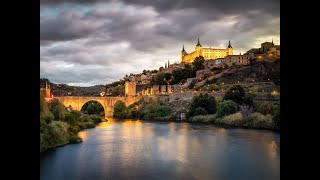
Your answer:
[77,130,90,141]
[267,140,279,160]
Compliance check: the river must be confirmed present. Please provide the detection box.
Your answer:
[40,118,280,180]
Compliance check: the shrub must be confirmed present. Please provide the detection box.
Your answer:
[246,112,274,129]
[70,110,82,121]
[78,122,95,130]
[68,125,79,135]
[113,101,127,119]
[156,105,172,117]
[51,101,66,121]
[47,121,69,146]
[216,100,238,117]
[187,93,217,117]
[67,135,82,143]
[189,114,216,122]
[223,85,245,105]
[79,114,93,123]
[243,95,254,107]
[65,112,77,126]
[89,114,103,124]
[208,84,220,91]
[216,112,244,126]
[40,112,54,124]
[272,105,280,127]
[194,107,208,116]
[257,101,274,115]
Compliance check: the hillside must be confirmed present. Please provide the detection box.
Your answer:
[40,79,105,96]
[195,60,280,93]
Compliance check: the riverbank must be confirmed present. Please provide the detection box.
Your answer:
[40,118,104,153]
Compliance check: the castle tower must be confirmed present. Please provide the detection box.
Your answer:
[180,44,187,62]
[195,37,202,57]
[226,40,233,55]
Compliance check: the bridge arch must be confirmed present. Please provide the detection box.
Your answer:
[80,100,106,117]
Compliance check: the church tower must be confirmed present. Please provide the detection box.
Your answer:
[226,40,233,55]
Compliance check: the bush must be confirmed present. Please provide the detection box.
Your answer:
[90,114,103,124]
[78,122,95,130]
[70,110,82,121]
[256,101,274,115]
[51,101,66,121]
[243,95,254,107]
[156,105,172,117]
[245,112,274,129]
[272,105,280,127]
[208,84,220,91]
[223,85,246,105]
[216,100,238,117]
[68,125,79,135]
[65,112,77,126]
[187,93,217,117]
[79,114,93,123]
[67,135,82,143]
[113,101,127,119]
[40,112,54,124]
[224,85,254,107]
[189,115,216,122]
[47,121,69,146]
[216,112,244,126]
[194,107,208,116]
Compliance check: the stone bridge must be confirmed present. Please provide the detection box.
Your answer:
[55,96,142,118]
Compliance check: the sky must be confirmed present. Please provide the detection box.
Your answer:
[40,0,280,87]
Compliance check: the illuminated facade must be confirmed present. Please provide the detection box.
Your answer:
[181,38,233,63]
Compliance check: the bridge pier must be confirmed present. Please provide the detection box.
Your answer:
[105,109,114,118]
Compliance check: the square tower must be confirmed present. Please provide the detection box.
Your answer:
[125,81,136,96]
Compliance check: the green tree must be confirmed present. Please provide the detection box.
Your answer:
[114,101,127,119]
[223,85,246,105]
[216,100,239,117]
[192,56,205,71]
[187,93,217,117]
[50,99,66,121]
[81,101,104,115]
[40,92,49,115]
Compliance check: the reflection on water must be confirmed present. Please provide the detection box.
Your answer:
[41,119,280,180]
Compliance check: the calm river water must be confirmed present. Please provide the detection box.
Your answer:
[40,118,280,180]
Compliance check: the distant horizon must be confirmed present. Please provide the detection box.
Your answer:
[41,0,279,87]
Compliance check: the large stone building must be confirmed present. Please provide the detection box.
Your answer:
[245,39,280,57]
[180,38,233,63]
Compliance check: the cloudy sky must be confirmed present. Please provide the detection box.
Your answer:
[40,0,280,87]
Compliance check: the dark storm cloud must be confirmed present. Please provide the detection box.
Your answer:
[40,0,279,86]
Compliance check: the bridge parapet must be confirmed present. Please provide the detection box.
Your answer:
[55,96,142,118]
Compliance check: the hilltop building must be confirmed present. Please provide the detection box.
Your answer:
[180,38,233,63]
[245,39,280,59]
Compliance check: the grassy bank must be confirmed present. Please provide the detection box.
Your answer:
[40,93,103,153]
[114,85,280,131]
